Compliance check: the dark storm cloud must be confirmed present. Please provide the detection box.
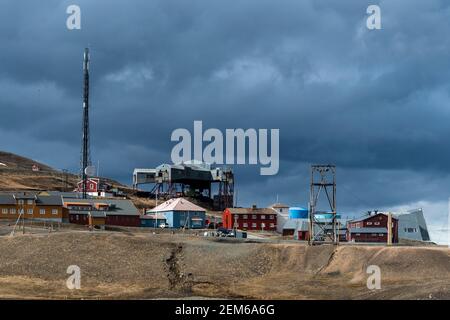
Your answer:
[1,0,450,239]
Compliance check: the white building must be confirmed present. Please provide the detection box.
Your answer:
[269,203,290,233]
[395,208,431,242]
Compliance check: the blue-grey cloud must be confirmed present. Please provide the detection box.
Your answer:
[0,0,449,241]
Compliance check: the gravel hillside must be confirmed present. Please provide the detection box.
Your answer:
[0,230,448,299]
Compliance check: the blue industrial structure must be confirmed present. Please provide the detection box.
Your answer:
[288,207,308,219]
[314,211,342,220]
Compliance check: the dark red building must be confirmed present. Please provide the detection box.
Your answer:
[223,206,277,231]
[297,230,309,240]
[76,178,100,193]
[65,198,141,227]
[105,214,141,227]
[347,212,398,243]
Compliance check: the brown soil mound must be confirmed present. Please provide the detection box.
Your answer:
[0,231,448,300]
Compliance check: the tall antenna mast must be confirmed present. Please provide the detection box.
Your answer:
[81,48,91,199]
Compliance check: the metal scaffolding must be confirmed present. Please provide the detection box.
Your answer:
[132,163,234,210]
[308,164,338,245]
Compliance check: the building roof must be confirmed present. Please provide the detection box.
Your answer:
[227,207,276,215]
[13,194,37,200]
[348,212,398,223]
[283,219,309,231]
[149,198,206,213]
[0,193,62,206]
[36,195,63,206]
[63,197,140,216]
[65,202,92,206]
[270,203,290,209]
[89,211,106,218]
[349,227,388,234]
[0,194,15,205]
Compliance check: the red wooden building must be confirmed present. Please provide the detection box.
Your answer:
[76,178,115,197]
[347,212,398,243]
[223,205,277,231]
[76,178,100,193]
[65,198,141,227]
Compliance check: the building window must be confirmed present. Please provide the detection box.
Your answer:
[2,208,7,214]
[27,200,33,205]
[379,234,384,236]
[28,209,33,215]
[10,208,16,214]
[252,222,257,228]
[261,215,266,219]
[18,200,24,205]
[252,215,257,219]
[52,209,58,215]
[243,214,248,219]
[279,209,283,213]
[270,223,275,228]
[366,222,372,225]
[243,223,248,228]
[270,215,274,219]
[356,233,361,236]
[39,209,45,215]
[374,222,380,225]
[76,215,79,221]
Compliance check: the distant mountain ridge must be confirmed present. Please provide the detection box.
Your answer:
[0,151,55,172]
[0,151,76,191]
[0,151,133,195]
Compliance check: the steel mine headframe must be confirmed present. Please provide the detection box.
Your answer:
[308,164,338,245]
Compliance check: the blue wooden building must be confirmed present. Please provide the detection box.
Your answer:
[141,213,167,228]
[148,198,206,229]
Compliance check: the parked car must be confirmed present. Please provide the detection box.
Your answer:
[217,227,235,237]
[159,222,169,229]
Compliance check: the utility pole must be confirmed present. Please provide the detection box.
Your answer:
[387,212,392,246]
[11,197,25,236]
[81,48,91,199]
[155,188,158,230]
[62,169,68,191]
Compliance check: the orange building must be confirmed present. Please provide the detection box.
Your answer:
[0,192,68,222]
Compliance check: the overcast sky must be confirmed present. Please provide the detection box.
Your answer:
[0,0,449,243]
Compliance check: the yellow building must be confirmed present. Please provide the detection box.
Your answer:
[0,192,68,222]
[88,211,106,229]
